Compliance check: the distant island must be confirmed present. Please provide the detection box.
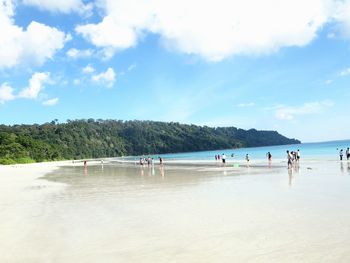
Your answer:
[0,119,300,164]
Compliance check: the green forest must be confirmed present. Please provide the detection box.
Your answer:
[0,119,300,164]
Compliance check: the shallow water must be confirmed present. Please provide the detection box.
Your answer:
[122,139,350,161]
[2,161,350,262]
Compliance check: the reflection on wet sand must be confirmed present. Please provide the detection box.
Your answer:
[139,165,165,178]
[287,162,301,186]
[288,168,293,186]
[341,161,344,174]
[47,164,222,193]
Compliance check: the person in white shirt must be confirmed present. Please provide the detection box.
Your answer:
[296,149,300,162]
[340,149,344,161]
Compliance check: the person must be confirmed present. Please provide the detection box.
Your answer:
[296,149,300,162]
[215,154,217,160]
[159,156,163,165]
[83,160,88,176]
[340,149,344,161]
[287,150,292,169]
[222,153,226,164]
[246,154,250,162]
[267,152,272,161]
[290,151,295,162]
[346,148,350,161]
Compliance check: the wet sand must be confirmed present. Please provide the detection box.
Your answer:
[1,160,350,262]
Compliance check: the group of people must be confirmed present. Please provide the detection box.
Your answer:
[215,153,250,163]
[286,149,301,168]
[215,153,227,163]
[139,156,154,166]
[339,148,350,161]
[139,156,163,166]
[215,154,224,161]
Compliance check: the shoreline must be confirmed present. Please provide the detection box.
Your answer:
[1,156,347,171]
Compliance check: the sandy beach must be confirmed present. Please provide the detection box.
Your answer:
[1,159,350,262]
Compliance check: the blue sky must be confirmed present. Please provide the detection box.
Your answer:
[0,0,350,142]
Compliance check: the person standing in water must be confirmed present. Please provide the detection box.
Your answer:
[287,150,293,169]
[340,149,344,161]
[296,149,300,162]
[246,154,250,162]
[222,153,226,164]
[346,148,350,161]
[267,152,272,161]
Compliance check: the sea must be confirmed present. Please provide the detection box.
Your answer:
[123,139,350,161]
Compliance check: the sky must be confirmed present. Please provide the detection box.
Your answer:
[0,0,350,142]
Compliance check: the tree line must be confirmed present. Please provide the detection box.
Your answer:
[0,119,300,164]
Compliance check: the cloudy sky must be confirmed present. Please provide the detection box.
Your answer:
[0,0,350,142]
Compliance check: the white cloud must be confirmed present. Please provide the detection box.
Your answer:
[332,0,350,38]
[73,79,81,85]
[82,64,95,74]
[19,72,51,99]
[92,67,116,87]
[325,79,333,84]
[0,83,15,103]
[237,102,255,107]
[119,63,137,77]
[275,100,334,120]
[42,97,59,106]
[22,0,93,15]
[127,63,137,71]
[76,0,337,61]
[76,16,138,57]
[339,67,350,76]
[67,48,93,59]
[327,32,336,38]
[0,0,67,68]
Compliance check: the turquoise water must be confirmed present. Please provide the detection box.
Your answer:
[125,139,350,161]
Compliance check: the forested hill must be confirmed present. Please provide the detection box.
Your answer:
[0,119,300,164]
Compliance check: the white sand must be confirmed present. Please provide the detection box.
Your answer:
[1,160,350,262]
